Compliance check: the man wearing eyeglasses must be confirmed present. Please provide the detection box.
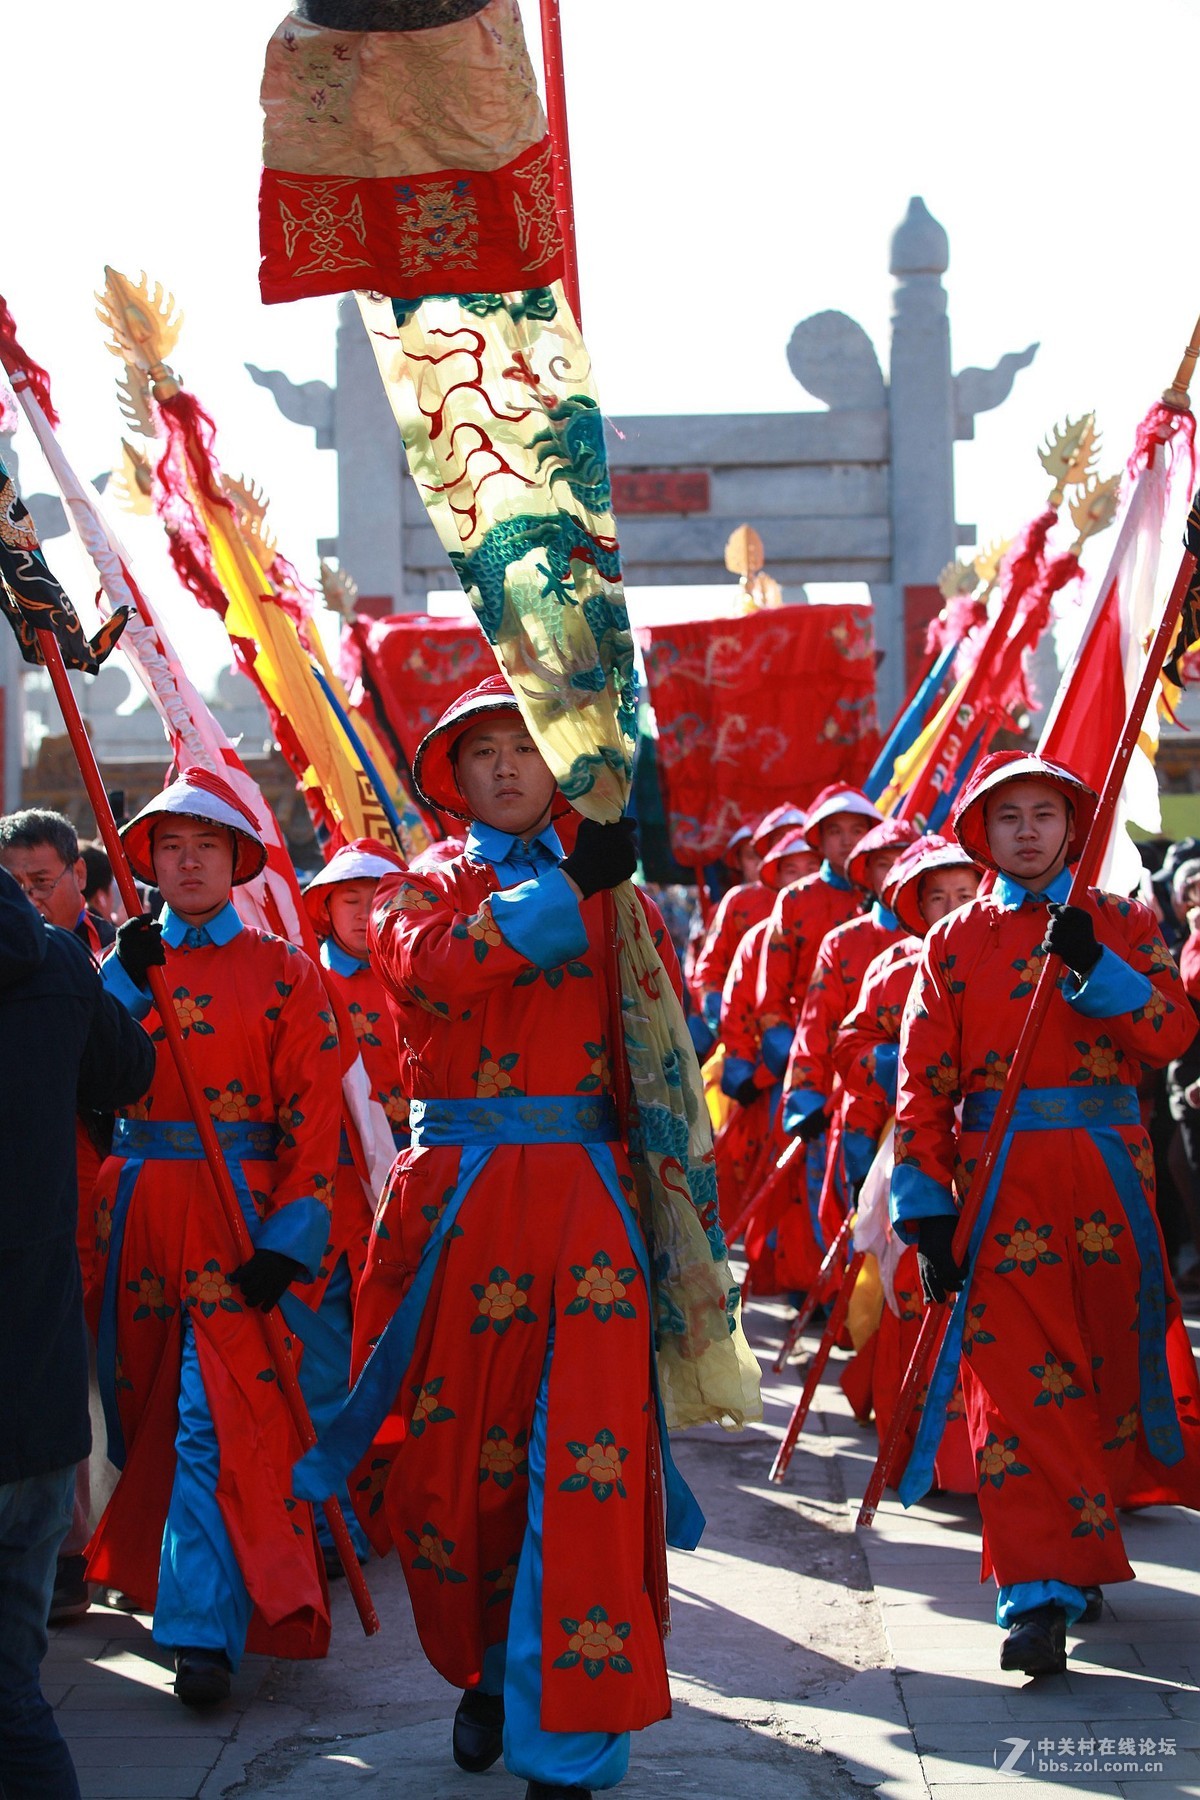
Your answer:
[0,810,115,955]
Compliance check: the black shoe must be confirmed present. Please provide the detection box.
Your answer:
[1080,1585,1103,1624]
[525,1786,593,1799]
[47,1554,90,1626]
[453,1689,504,1772]
[172,1647,232,1707]
[999,1603,1067,1676]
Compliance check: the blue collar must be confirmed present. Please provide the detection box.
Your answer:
[819,860,852,892]
[321,936,368,976]
[466,820,564,871]
[161,899,244,949]
[992,866,1074,911]
[872,900,899,930]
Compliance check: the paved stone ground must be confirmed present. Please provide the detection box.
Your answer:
[43,1298,1200,1797]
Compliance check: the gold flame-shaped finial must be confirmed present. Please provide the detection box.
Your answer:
[1038,414,1098,507]
[96,268,184,400]
[320,559,359,621]
[109,439,154,517]
[972,537,1011,598]
[1069,472,1121,555]
[937,558,981,601]
[223,474,277,567]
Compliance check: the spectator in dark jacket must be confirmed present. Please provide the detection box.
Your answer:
[0,866,154,1799]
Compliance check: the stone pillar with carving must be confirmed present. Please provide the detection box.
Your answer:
[881,198,956,723]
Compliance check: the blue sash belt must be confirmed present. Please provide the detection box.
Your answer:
[98,1117,340,1469]
[294,1093,704,1551]
[410,1093,619,1148]
[901,1082,1179,1505]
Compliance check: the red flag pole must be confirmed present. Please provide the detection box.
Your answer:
[857,474,1200,1527]
[770,1250,866,1484]
[772,1204,856,1372]
[539,0,582,323]
[34,627,379,1633]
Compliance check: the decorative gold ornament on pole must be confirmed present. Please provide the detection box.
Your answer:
[724,523,782,610]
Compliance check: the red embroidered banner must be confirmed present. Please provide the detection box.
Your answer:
[637,605,880,864]
[259,140,563,306]
[341,613,493,774]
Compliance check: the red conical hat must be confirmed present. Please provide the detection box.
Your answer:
[951,751,1097,875]
[845,816,921,894]
[801,784,882,850]
[302,836,407,934]
[121,767,267,886]
[885,834,981,939]
[761,826,816,890]
[751,803,807,854]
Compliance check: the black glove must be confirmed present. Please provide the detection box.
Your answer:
[1042,902,1100,977]
[916,1215,968,1306]
[229,1248,305,1312]
[115,915,166,988]
[731,1076,761,1108]
[795,1105,830,1143]
[560,817,638,899]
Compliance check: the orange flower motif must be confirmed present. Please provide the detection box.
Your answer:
[575,1440,623,1485]
[480,1433,521,1477]
[95,1201,113,1248]
[576,1264,628,1308]
[183,1266,234,1309]
[413,1389,441,1428]
[1006,1226,1043,1266]
[1077,1216,1117,1257]
[567,1619,625,1661]
[477,1060,515,1098]
[1130,1142,1154,1184]
[1037,1357,1073,1397]
[174,993,207,1032]
[466,908,503,948]
[477,1278,521,1322]
[132,1272,166,1311]
[1105,1408,1139,1448]
[589,1049,611,1087]
[1074,1493,1111,1532]
[982,1056,1010,1092]
[978,1440,1018,1478]
[383,1091,410,1128]
[414,1530,452,1573]
[351,1009,374,1041]
[381,883,435,916]
[928,1062,959,1097]
[1140,990,1167,1021]
[1079,1042,1121,1081]
[209,1085,254,1123]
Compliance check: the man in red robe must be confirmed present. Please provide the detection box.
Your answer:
[892,752,1200,1674]
[87,772,343,1704]
[293,675,704,1800]
[714,829,816,1286]
[833,836,980,1490]
[690,803,808,1037]
[301,837,409,1574]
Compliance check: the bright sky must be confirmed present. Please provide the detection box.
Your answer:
[8,0,1200,700]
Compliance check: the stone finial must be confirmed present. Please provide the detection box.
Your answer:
[889,197,949,278]
[246,366,335,450]
[786,311,885,410]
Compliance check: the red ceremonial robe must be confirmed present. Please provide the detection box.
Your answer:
[692,880,773,1026]
[780,905,910,1257]
[715,919,783,1283]
[893,875,1200,1591]
[347,839,679,1733]
[86,918,342,1657]
[834,944,974,1491]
